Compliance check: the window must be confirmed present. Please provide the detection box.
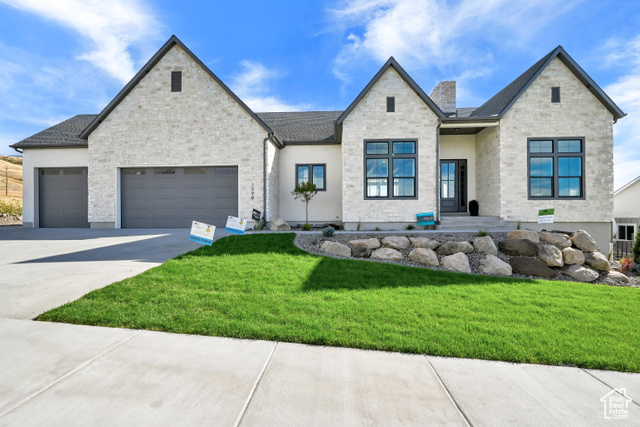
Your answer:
[365,140,417,199]
[551,87,560,103]
[386,96,395,112]
[296,164,325,190]
[528,138,584,199]
[618,224,636,241]
[171,71,182,92]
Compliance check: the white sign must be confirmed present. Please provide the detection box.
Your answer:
[225,216,247,235]
[538,208,555,224]
[189,221,216,245]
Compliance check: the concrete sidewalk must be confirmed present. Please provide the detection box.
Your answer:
[1,228,638,426]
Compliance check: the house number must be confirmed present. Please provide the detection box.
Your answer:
[251,183,254,200]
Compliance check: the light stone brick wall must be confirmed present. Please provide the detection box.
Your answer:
[499,57,615,224]
[429,81,456,113]
[341,68,439,225]
[474,126,501,216]
[87,45,272,226]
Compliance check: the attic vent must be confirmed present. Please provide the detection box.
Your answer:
[171,71,182,92]
[551,87,560,103]
[387,96,395,112]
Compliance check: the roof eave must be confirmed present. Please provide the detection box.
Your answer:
[336,57,445,125]
[80,35,273,140]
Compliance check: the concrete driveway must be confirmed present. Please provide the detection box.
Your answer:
[1,227,639,426]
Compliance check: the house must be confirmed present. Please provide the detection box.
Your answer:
[11,36,625,251]
[614,175,640,251]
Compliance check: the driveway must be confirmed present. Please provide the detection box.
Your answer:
[0,227,639,426]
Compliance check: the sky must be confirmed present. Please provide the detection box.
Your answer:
[0,0,639,190]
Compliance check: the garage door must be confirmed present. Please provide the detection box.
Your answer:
[39,168,89,228]
[121,166,238,228]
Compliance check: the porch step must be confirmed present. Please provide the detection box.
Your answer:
[436,216,517,232]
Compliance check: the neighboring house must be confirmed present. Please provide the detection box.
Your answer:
[12,36,625,251]
[614,175,640,252]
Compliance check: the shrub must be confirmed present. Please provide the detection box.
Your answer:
[477,229,491,237]
[620,257,634,274]
[374,227,381,231]
[302,223,312,231]
[322,226,335,237]
[633,228,640,264]
[406,224,415,230]
[0,198,22,215]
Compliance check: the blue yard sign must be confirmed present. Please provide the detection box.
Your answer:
[225,216,247,235]
[189,221,216,245]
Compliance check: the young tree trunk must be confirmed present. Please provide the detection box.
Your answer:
[305,200,309,224]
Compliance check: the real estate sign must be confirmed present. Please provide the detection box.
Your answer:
[225,216,247,235]
[538,208,555,224]
[189,221,216,245]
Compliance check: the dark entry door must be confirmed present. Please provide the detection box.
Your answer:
[440,160,467,213]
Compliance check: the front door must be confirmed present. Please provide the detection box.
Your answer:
[440,160,467,213]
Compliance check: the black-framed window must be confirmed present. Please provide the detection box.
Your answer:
[296,164,325,191]
[618,224,636,241]
[528,138,584,199]
[364,140,417,199]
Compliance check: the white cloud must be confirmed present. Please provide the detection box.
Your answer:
[329,0,580,91]
[230,60,310,112]
[0,0,161,83]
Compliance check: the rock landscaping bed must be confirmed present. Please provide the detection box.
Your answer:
[0,213,22,226]
[296,229,640,288]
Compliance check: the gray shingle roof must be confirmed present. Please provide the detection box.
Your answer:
[257,111,342,143]
[11,114,97,149]
[471,51,554,118]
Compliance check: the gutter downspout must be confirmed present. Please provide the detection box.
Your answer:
[263,136,269,223]
[436,120,441,224]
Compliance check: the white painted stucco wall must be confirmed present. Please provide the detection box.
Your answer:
[21,147,88,227]
[341,67,439,227]
[87,45,270,227]
[279,144,342,224]
[440,134,476,205]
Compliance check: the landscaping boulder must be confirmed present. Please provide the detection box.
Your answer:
[509,257,557,278]
[321,241,351,257]
[473,236,498,255]
[562,247,585,265]
[507,230,540,243]
[479,255,512,276]
[269,218,291,231]
[371,248,404,261]
[348,238,381,249]
[540,231,572,248]
[409,237,441,250]
[408,248,439,267]
[382,235,411,250]
[441,252,471,273]
[570,230,598,252]
[564,264,599,282]
[606,271,630,284]
[351,245,371,258]
[498,239,538,257]
[584,251,611,272]
[537,244,563,267]
[437,241,474,255]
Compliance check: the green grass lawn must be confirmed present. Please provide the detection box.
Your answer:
[38,233,640,372]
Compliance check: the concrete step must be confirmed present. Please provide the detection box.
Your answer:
[437,216,517,232]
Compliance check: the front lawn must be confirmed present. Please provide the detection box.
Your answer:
[38,233,640,372]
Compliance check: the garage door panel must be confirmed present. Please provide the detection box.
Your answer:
[39,168,89,228]
[121,166,238,228]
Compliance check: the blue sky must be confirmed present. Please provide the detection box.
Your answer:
[1,0,639,189]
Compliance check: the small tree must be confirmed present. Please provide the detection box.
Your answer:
[291,181,318,227]
[633,227,640,264]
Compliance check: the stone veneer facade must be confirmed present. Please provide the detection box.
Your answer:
[341,68,440,228]
[87,45,273,226]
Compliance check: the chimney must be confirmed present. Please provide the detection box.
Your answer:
[430,81,456,114]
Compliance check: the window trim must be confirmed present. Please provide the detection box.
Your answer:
[295,163,326,191]
[363,139,418,200]
[617,224,637,241]
[527,137,585,200]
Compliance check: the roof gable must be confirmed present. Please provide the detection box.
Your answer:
[336,57,445,125]
[472,46,626,120]
[80,35,273,139]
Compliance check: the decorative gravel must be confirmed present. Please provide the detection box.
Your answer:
[294,231,640,288]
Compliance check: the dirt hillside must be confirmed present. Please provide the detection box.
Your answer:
[0,156,23,201]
